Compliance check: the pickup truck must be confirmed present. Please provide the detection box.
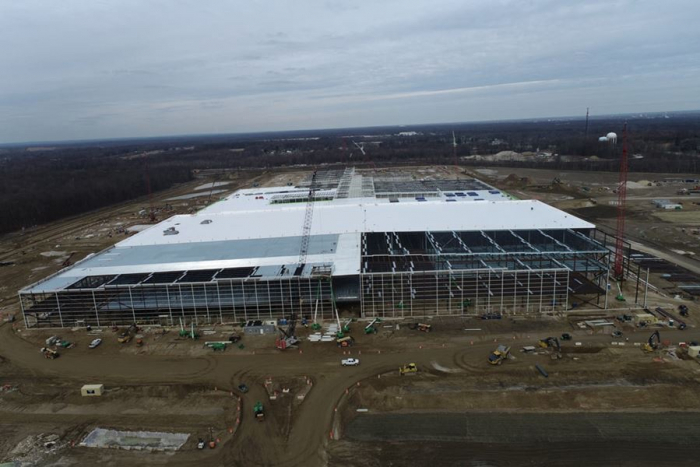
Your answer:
[341,358,360,366]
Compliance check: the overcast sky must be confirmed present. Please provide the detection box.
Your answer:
[1,0,699,143]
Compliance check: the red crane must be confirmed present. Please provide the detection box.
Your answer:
[613,124,628,279]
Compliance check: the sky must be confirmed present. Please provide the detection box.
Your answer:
[1,0,699,143]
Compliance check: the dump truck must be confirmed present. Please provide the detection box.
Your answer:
[488,345,510,365]
[399,363,418,375]
[254,402,265,421]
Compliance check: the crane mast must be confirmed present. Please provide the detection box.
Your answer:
[298,170,318,266]
[613,124,628,279]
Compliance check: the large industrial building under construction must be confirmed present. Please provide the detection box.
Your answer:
[19,168,618,328]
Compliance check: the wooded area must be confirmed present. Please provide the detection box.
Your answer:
[1,111,698,235]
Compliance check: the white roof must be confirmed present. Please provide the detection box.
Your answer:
[22,184,594,292]
[123,197,591,247]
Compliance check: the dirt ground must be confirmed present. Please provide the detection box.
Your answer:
[469,166,700,261]
[2,164,700,466]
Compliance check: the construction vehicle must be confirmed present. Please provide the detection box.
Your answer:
[117,323,139,343]
[538,337,562,359]
[336,336,355,347]
[117,332,132,344]
[40,347,59,359]
[538,337,560,349]
[207,342,227,351]
[179,322,199,340]
[399,363,418,375]
[276,312,299,350]
[254,402,265,421]
[208,428,216,449]
[643,330,661,353]
[365,318,380,334]
[488,345,511,365]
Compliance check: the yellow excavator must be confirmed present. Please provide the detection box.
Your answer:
[642,330,661,353]
[399,363,418,375]
[538,337,562,359]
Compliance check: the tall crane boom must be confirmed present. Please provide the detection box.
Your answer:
[298,171,318,265]
[614,124,628,279]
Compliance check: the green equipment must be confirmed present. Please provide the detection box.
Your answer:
[254,402,265,421]
[364,318,380,334]
[206,342,227,351]
[615,282,625,302]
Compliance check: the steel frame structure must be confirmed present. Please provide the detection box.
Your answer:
[20,276,335,329]
[359,228,609,316]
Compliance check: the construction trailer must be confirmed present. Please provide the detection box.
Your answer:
[19,169,623,328]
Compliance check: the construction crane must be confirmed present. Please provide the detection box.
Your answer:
[613,124,628,279]
[298,171,318,266]
[275,312,299,350]
[352,141,366,156]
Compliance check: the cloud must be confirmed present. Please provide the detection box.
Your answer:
[0,0,699,142]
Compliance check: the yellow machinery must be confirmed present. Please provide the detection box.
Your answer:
[488,345,511,365]
[642,330,661,353]
[399,363,418,375]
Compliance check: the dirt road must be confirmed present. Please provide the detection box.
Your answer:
[2,320,700,466]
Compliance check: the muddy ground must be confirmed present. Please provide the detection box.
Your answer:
[1,165,700,466]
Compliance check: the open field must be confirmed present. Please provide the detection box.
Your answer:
[2,165,700,466]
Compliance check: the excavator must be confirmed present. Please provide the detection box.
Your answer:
[399,363,418,375]
[538,337,562,359]
[642,330,661,353]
